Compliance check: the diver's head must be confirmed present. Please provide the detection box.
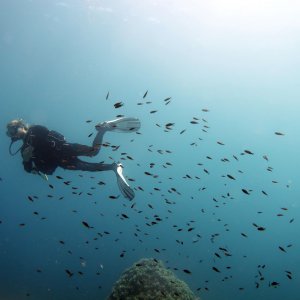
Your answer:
[6,119,29,142]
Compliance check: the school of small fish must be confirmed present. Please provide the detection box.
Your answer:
[1,90,291,298]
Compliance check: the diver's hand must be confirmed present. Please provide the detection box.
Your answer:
[30,165,48,181]
[38,172,48,181]
[22,145,34,162]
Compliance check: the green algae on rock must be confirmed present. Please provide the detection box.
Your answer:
[107,258,199,300]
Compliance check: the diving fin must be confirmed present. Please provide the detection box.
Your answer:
[96,117,141,133]
[114,163,135,200]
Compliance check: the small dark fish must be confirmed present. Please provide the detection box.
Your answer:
[82,221,92,229]
[27,196,34,202]
[183,269,192,274]
[190,120,199,124]
[164,97,171,102]
[114,102,124,109]
[150,110,157,114]
[121,213,129,219]
[143,90,148,98]
[244,149,254,155]
[257,226,266,231]
[274,132,284,136]
[212,266,220,273]
[217,141,225,145]
[165,122,175,128]
[278,246,286,253]
[65,269,73,277]
[106,92,109,100]
[202,108,209,112]
[86,120,92,123]
[88,133,93,138]
[263,155,269,161]
[204,169,209,174]
[241,189,250,195]
[227,174,235,180]
[56,175,63,179]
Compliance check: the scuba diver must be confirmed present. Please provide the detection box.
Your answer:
[6,117,141,200]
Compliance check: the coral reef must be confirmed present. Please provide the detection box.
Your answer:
[107,258,198,300]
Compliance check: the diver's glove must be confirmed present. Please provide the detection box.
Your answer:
[38,172,48,181]
[31,163,48,181]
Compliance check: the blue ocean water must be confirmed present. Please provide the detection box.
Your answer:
[1,0,299,299]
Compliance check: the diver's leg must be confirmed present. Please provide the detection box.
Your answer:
[60,159,135,200]
[62,143,101,157]
[60,157,115,172]
[91,128,107,155]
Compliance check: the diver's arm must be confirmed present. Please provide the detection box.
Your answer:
[23,159,34,173]
[22,145,34,162]
[22,145,35,173]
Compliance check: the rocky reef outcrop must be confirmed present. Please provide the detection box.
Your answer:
[107,258,198,300]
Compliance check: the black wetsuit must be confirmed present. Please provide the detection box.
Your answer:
[22,125,113,175]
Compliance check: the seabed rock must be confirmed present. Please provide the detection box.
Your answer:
[107,258,199,300]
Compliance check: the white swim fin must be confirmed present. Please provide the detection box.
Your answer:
[114,163,135,200]
[96,117,141,133]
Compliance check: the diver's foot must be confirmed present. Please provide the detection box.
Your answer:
[113,162,135,200]
[95,121,111,132]
[95,117,141,133]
